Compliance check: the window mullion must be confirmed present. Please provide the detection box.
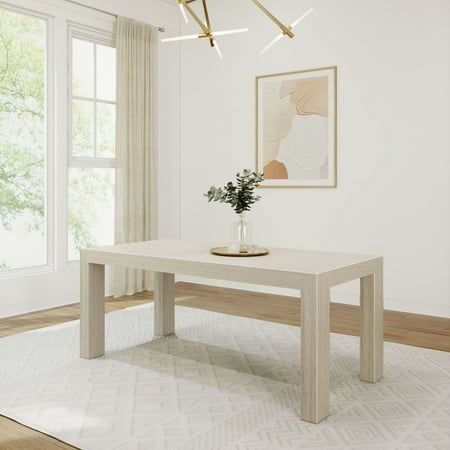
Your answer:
[73,95,115,106]
[93,42,97,158]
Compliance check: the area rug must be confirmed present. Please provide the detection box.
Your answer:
[0,304,449,450]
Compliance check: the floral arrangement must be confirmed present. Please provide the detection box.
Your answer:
[204,169,264,215]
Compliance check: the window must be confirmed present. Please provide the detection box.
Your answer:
[68,29,116,260]
[71,36,116,158]
[0,7,49,273]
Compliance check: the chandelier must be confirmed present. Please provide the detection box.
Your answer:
[161,0,313,58]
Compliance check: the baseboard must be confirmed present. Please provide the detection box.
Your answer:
[1,292,79,319]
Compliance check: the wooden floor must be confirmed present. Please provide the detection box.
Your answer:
[0,282,449,449]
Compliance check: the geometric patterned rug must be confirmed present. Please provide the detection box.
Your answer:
[0,304,449,449]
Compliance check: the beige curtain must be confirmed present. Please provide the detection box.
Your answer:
[113,16,158,297]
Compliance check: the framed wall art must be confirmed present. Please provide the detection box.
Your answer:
[256,66,337,188]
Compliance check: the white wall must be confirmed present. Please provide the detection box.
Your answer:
[178,0,450,317]
[0,0,180,317]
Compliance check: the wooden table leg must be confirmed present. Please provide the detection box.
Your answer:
[80,260,105,359]
[154,272,175,336]
[360,261,384,382]
[300,276,330,423]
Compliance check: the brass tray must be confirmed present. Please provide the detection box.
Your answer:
[210,247,269,257]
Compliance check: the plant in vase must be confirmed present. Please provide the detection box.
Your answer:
[204,169,264,253]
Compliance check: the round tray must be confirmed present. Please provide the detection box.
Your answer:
[210,247,269,257]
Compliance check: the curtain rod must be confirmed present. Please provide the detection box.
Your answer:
[65,0,165,32]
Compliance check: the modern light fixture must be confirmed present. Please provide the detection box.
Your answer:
[162,0,248,58]
[162,0,313,58]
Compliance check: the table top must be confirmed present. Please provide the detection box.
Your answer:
[85,239,380,276]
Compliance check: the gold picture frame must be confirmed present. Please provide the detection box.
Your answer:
[256,66,337,188]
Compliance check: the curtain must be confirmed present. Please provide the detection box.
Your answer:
[113,16,158,297]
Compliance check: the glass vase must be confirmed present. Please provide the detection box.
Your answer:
[229,213,252,253]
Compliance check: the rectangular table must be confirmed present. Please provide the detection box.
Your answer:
[80,239,383,424]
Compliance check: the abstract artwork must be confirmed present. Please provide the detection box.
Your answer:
[256,66,337,187]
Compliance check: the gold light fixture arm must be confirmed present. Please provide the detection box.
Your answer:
[250,0,294,38]
[165,0,248,58]
[179,0,210,36]
[201,0,215,47]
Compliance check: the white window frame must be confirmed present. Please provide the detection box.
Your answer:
[68,23,117,170]
[67,23,117,262]
[0,2,55,278]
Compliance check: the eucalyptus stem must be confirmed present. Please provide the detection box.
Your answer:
[204,169,264,214]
